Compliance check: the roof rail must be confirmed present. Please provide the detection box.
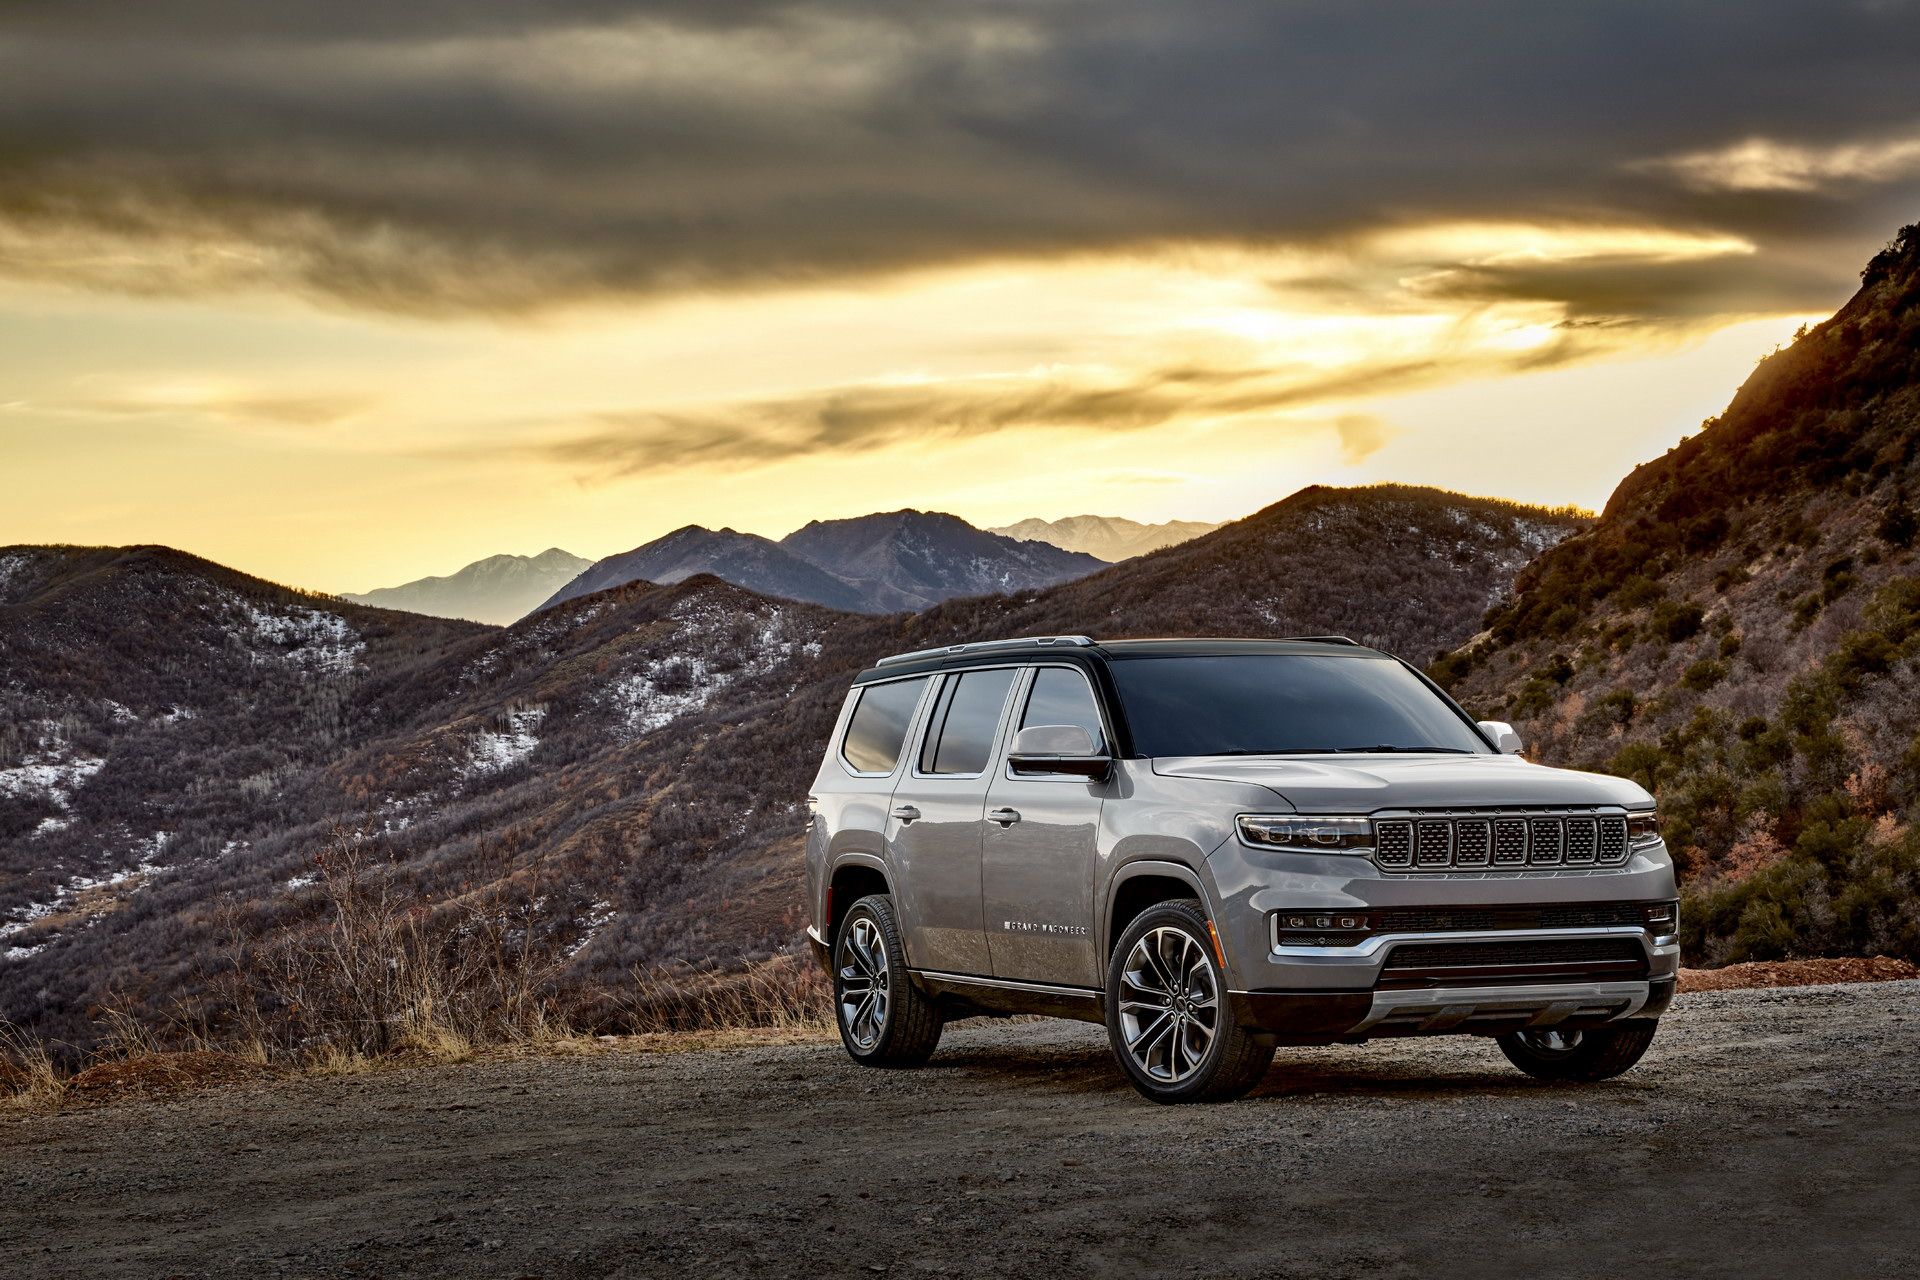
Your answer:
[874,635,1096,668]
[1280,635,1360,646]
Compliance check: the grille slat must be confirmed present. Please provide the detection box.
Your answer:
[1372,811,1633,872]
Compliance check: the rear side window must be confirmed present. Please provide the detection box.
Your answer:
[919,668,1019,775]
[841,677,927,774]
[1019,667,1106,749]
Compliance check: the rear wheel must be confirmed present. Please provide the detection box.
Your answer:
[833,894,942,1067]
[1105,899,1273,1103]
[1497,1020,1658,1082]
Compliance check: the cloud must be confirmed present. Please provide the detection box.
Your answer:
[1332,414,1394,464]
[534,341,1602,479]
[1647,133,1920,193]
[0,1,1914,321]
[37,389,371,427]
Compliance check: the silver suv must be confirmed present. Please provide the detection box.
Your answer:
[804,636,1677,1103]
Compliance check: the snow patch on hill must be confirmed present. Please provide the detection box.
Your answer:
[466,707,547,777]
[0,747,106,812]
[240,599,364,675]
[604,601,819,739]
[0,832,171,949]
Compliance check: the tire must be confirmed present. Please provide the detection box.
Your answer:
[1104,899,1274,1103]
[1497,1020,1658,1082]
[832,894,943,1067]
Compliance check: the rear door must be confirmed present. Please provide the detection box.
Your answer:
[884,666,1021,976]
[981,665,1112,989]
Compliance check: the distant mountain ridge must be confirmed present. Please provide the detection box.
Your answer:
[538,510,1106,615]
[989,515,1218,562]
[537,526,874,614]
[344,548,589,625]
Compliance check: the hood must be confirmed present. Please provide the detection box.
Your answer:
[1150,752,1652,812]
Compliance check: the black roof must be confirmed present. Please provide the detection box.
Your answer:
[851,635,1388,685]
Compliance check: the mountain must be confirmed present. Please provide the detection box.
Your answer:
[0,544,484,946]
[1440,223,1920,967]
[342,548,590,625]
[537,525,875,614]
[539,511,1106,615]
[780,510,1106,612]
[1,484,1581,1054]
[989,515,1218,561]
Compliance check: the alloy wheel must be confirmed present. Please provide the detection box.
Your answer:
[1117,925,1219,1083]
[836,916,891,1050]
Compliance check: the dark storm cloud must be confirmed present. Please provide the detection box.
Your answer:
[2,0,1918,317]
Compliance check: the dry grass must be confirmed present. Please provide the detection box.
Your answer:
[0,1023,67,1112]
[620,952,831,1036]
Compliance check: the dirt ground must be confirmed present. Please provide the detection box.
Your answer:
[7,980,1919,1280]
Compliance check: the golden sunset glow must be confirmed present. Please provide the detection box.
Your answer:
[1,3,1914,592]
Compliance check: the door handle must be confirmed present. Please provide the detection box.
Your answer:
[988,807,1021,827]
[890,804,921,823]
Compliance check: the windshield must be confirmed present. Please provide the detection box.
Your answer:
[1107,654,1489,757]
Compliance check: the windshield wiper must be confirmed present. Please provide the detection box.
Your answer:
[1326,745,1474,754]
[1205,746,1473,757]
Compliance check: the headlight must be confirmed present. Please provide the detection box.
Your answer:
[1237,814,1374,855]
[1627,811,1662,849]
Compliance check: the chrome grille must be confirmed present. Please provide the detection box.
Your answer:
[1528,818,1564,866]
[1564,817,1598,865]
[1415,820,1453,868]
[1373,814,1631,872]
[1376,822,1413,869]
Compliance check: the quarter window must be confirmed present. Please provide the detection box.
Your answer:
[919,669,1019,775]
[1019,667,1106,749]
[841,677,927,774]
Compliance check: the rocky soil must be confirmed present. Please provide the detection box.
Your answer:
[7,981,1918,1279]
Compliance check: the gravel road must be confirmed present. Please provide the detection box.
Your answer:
[8,981,1918,1279]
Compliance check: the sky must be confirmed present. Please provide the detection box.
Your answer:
[3,1,1919,593]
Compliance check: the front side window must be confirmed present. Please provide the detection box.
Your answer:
[841,676,928,773]
[1019,667,1106,749]
[919,668,1019,775]
[1107,655,1488,758]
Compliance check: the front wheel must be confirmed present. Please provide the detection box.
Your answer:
[833,894,943,1067]
[1105,899,1274,1103]
[1497,1020,1658,1082]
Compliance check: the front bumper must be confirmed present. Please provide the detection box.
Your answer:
[1233,974,1675,1044]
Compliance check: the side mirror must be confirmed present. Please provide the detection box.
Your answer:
[1008,724,1112,780]
[1478,720,1525,755]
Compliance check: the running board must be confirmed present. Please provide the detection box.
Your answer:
[910,969,1105,1024]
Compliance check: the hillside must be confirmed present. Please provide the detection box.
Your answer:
[1,484,1581,1053]
[1442,224,1920,966]
[540,511,1105,615]
[342,548,589,625]
[989,515,1218,561]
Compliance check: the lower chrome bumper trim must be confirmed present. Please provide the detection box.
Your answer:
[1352,979,1649,1035]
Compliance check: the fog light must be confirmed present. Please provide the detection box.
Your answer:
[1279,912,1368,931]
[1642,901,1678,932]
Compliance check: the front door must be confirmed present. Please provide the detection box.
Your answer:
[982,665,1110,989]
[885,666,1020,977]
